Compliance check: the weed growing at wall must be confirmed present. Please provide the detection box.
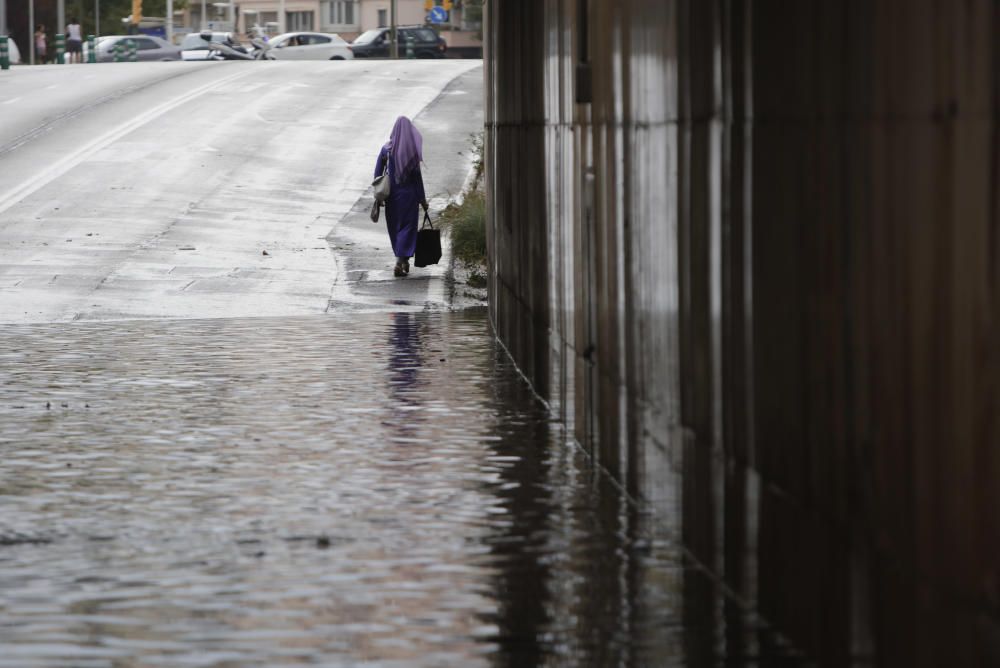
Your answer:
[440,189,486,270]
[439,132,487,283]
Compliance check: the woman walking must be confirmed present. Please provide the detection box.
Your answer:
[374,116,428,277]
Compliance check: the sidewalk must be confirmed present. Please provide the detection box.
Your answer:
[326,66,485,313]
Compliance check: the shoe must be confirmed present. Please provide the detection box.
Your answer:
[394,263,405,278]
[403,260,410,275]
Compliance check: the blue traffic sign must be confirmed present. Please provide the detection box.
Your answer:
[428,6,449,24]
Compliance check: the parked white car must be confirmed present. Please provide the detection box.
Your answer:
[3,35,21,64]
[262,32,353,60]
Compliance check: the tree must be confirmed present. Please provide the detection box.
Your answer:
[464,0,483,25]
[462,0,483,41]
[80,0,188,36]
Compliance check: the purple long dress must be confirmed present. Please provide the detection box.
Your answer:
[375,147,426,259]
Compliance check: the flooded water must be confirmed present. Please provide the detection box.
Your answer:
[0,309,803,666]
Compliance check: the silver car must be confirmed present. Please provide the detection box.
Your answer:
[88,35,181,62]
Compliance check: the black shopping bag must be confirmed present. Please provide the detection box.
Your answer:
[414,211,441,267]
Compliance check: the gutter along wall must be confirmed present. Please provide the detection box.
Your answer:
[484,1,1000,665]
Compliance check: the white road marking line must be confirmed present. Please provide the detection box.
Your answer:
[0,68,256,217]
[1,97,21,106]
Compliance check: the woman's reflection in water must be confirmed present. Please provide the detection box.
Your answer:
[385,312,425,439]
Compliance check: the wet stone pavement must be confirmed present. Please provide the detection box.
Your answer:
[0,310,802,667]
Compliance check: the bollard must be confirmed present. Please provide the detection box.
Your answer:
[405,37,414,59]
[87,35,96,64]
[127,39,137,62]
[114,42,124,62]
[56,33,65,64]
[0,36,9,71]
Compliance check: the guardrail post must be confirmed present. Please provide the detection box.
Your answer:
[127,39,137,62]
[0,36,9,70]
[405,36,414,59]
[87,35,96,63]
[114,42,124,62]
[56,33,65,63]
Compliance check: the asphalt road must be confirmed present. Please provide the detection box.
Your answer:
[0,60,483,323]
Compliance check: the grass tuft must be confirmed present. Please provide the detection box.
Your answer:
[440,189,486,268]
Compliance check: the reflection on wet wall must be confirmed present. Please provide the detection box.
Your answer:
[484,1,1000,665]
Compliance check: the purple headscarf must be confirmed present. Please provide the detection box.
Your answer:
[385,116,423,184]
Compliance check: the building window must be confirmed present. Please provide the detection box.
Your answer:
[255,12,278,35]
[328,1,356,26]
[378,9,388,27]
[286,11,314,31]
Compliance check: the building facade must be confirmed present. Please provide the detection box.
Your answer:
[190,0,473,43]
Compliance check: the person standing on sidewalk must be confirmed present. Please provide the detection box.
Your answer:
[34,25,48,64]
[66,18,83,64]
[374,116,429,278]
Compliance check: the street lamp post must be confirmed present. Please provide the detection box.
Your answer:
[390,0,397,59]
[279,0,285,33]
[166,0,172,44]
[28,0,34,64]
[0,0,7,38]
[201,0,207,30]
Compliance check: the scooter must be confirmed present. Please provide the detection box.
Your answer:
[248,38,274,60]
[197,32,263,61]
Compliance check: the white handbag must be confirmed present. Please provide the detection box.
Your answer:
[372,152,391,203]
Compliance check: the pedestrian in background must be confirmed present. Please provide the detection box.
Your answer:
[34,25,47,64]
[66,18,82,63]
[374,116,429,278]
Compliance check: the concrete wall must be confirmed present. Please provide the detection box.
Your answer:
[485,0,999,664]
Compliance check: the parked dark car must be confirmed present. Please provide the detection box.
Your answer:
[350,26,447,59]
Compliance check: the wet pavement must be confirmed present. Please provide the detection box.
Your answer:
[0,62,482,323]
[0,310,686,667]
